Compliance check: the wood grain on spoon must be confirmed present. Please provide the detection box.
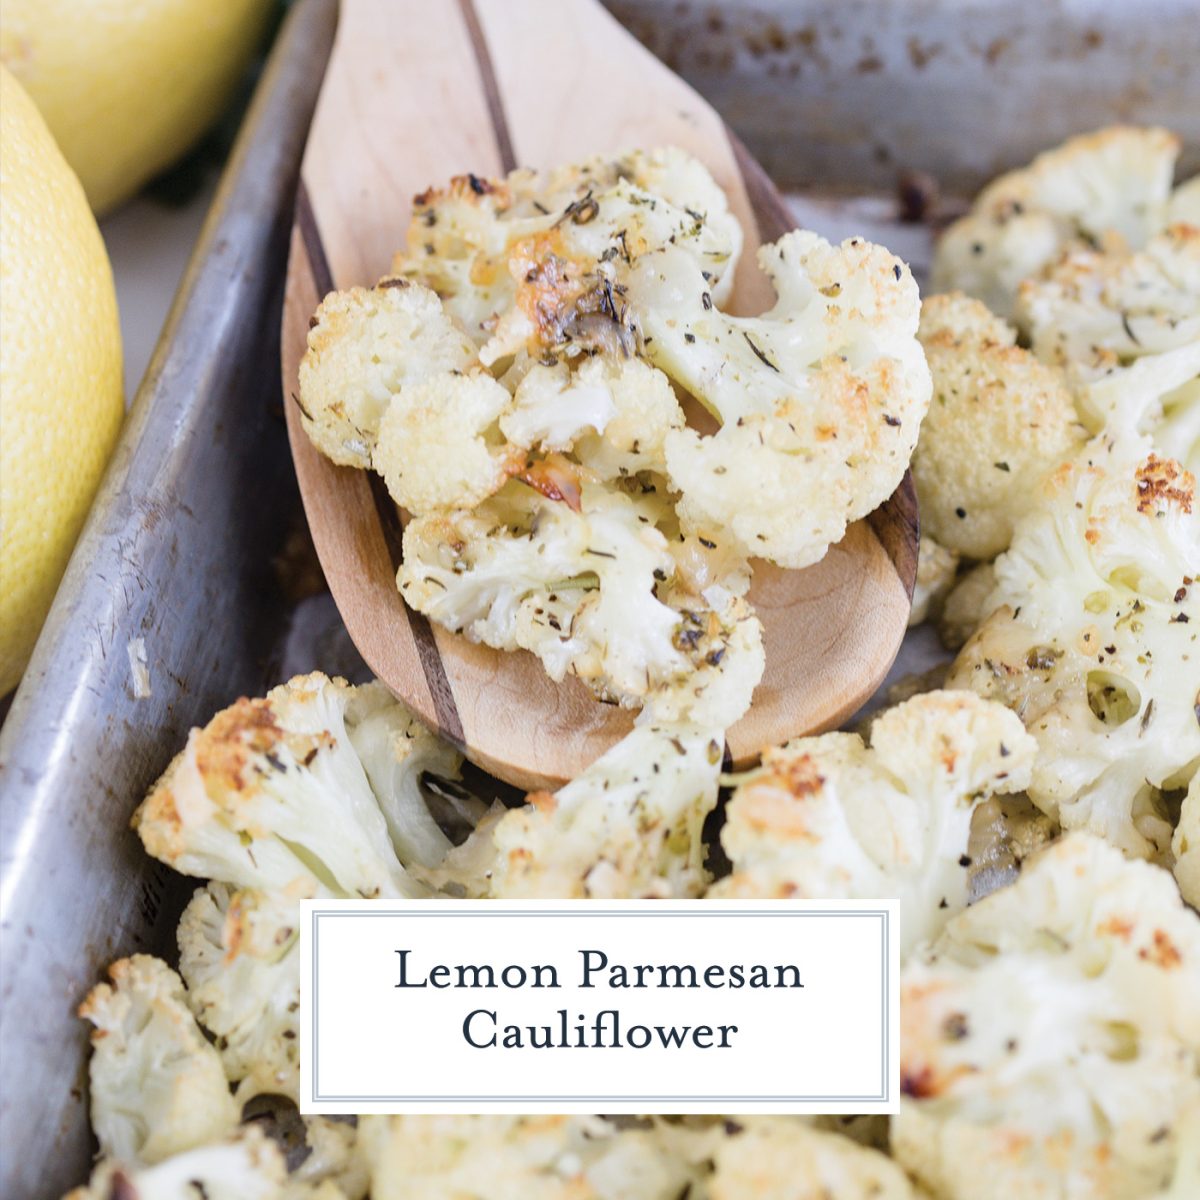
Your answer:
[281,0,918,791]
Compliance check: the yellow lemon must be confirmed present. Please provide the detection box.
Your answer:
[0,0,273,215]
[0,67,124,695]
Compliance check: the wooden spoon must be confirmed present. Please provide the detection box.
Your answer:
[281,0,918,791]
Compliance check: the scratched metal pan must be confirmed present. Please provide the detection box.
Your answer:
[608,0,1200,191]
[2,0,1199,1196]
[0,3,337,1195]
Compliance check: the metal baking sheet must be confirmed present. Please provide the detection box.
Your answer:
[0,4,336,1194]
[1,1,1195,1195]
[605,0,1200,192]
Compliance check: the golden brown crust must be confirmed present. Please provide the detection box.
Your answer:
[414,172,511,211]
[1135,454,1194,515]
[913,292,1083,558]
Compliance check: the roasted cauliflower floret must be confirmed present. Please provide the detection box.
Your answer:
[297,280,477,469]
[489,720,723,898]
[133,673,451,899]
[374,370,520,513]
[177,884,301,1104]
[78,955,238,1165]
[602,144,745,301]
[947,436,1200,859]
[502,354,685,480]
[627,230,929,568]
[399,479,762,717]
[932,126,1182,318]
[396,147,742,347]
[1174,773,1200,908]
[697,1118,916,1200]
[1017,224,1200,381]
[299,148,928,711]
[359,1116,914,1200]
[500,356,620,453]
[894,834,1200,1200]
[340,683,475,868]
[477,178,740,367]
[359,1115,702,1200]
[398,172,532,347]
[1016,221,1200,471]
[712,691,1036,956]
[1079,341,1200,473]
[1147,370,1199,473]
[63,1127,289,1200]
[639,589,764,728]
[913,293,1084,559]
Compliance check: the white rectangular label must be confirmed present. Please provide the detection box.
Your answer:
[300,900,898,1115]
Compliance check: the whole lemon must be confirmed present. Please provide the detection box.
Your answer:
[0,67,124,695]
[0,0,273,215]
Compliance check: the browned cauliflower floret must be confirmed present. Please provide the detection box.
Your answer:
[176,884,302,1104]
[373,370,522,513]
[895,834,1200,1200]
[297,280,476,469]
[1016,223,1200,472]
[913,293,1084,559]
[711,691,1036,956]
[501,355,685,480]
[78,955,238,1165]
[932,126,1182,318]
[947,435,1199,860]
[132,673,464,899]
[398,478,762,719]
[473,177,740,368]
[489,720,724,899]
[631,230,931,568]
[395,147,743,346]
[1017,224,1200,381]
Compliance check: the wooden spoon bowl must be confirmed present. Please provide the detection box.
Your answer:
[281,0,918,791]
